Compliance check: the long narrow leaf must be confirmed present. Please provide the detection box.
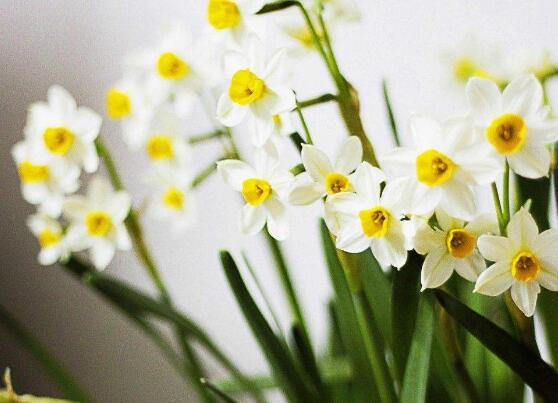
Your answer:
[256,0,299,14]
[434,289,558,402]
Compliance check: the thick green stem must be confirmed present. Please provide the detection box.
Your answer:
[491,183,506,235]
[503,161,511,224]
[188,129,226,144]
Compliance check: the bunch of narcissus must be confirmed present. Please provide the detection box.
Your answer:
[7,1,558,402]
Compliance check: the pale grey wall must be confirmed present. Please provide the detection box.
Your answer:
[1,1,558,402]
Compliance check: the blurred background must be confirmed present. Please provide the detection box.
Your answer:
[1,0,558,401]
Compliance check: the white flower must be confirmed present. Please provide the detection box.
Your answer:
[217,35,296,147]
[146,165,196,233]
[289,136,362,205]
[475,208,558,317]
[206,0,265,46]
[26,214,70,265]
[381,115,500,220]
[414,209,498,290]
[23,85,102,173]
[12,140,80,217]
[466,74,558,178]
[326,162,409,268]
[321,0,361,25]
[217,147,294,240]
[63,177,132,270]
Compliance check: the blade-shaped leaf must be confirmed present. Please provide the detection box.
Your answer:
[434,289,558,402]
[256,0,299,14]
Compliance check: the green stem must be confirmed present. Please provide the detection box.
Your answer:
[295,100,313,145]
[188,129,226,144]
[297,93,337,109]
[491,183,506,235]
[201,378,239,403]
[503,161,511,224]
[382,79,401,147]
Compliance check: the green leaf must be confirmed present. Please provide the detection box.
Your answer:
[219,251,316,402]
[319,220,381,402]
[201,378,239,403]
[400,295,434,403]
[434,289,558,402]
[256,0,300,14]
[382,79,400,146]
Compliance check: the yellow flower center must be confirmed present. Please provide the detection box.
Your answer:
[511,251,541,282]
[229,69,266,105]
[146,135,174,160]
[416,149,456,187]
[446,229,476,258]
[18,161,49,183]
[241,178,272,206]
[325,173,350,195]
[106,88,132,119]
[162,187,185,210]
[85,211,113,237]
[38,229,61,248]
[288,27,315,49]
[157,52,190,80]
[207,0,241,30]
[43,127,75,155]
[452,57,495,83]
[486,113,526,155]
[359,206,390,238]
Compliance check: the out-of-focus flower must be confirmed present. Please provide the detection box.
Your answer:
[466,74,558,178]
[289,136,362,205]
[321,0,361,25]
[503,49,556,83]
[414,209,497,290]
[326,162,409,268]
[24,85,102,173]
[217,35,296,146]
[217,146,294,240]
[206,0,265,46]
[381,115,500,220]
[12,140,80,217]
[63,177,132,270]
[26,214,70,265]
[475,208,558,317]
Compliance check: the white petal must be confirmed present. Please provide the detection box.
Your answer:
[380,177,414,215]
[454,143,502,185]
[87,177,113,207]
[22,183,48,204]
[380,147,416,178]
[371,234,408,269]
[82,144,100,173]
[506,208,539,250]
[413,224,445,255]
[327,192,364,216]
[532,229,558,259]
[268,86,296,114]
[264,48,287,83]
[39,194,64,218]
[502,75,543,117]
[466,78,502,120]
[507,141,550,179]
[301,144,333,182]
[217,160,255,191]
[455,252,485,282]
[217,95,248,127]
[474,261,514,296]
[477,235,516,262]
[114,225,132,250]
[409,114,443,148]
[336,221,369,253]
[48,85,76,113]
[72,107,102,142]
[63,195,88,220]
[435,208,463,232]
[529,121,558,144]
[288,182,324,205]
[264,196,289,240]
[90,239,116,270]
[411,183,441,216]
[108,192,132,222]
[421,247,455,290]
[249,113,274,147]
[38,247,60,266]
[351,162,384,203]
[538,267,558,292]
[64,225,91,252]
[224,50,249,77]
[439,182,475,220]
[334,136,362,174]
[239,204,267,235]
[510,281,540,317]
[464,213,499,236]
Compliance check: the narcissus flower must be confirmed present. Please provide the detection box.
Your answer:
[24,85,102,173]
[217,147,294,240]
[26,214,70,265]
[381,115,500,219]
[466,74,558,178]
[289,136,362,205]
[217,35,296,146]
[414,209,497,290]
[12,140,80,217]
[206,0,264,45]
[326,162,409,268]
[63,177,132,270]
[475,208,558,317]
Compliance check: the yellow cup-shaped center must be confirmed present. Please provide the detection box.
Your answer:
[446,229,476,258]
[486,113,526,155]
[359,206,390,237]
[157,52,190,80]
[43,127,75,155]
[163,187,185,210]
[208,0,241,30]
[325,172,350,195]
[18,161,49,183]
[242,178,272,206]
[85,211,113,237]
[38,229,61,248]
[416,149,456,187]
[106,88,132,119]
[511,251,541,282]
[229,69,266,105]
[146,135,174,160]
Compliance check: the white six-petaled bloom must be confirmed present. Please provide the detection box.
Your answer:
[466,74,558,179]
[381,115,500,220]
[24,85,102,173]
[206,0,264,46]
[217,147,294,240]
[475,208,558,317]
[326,162,409,268]
[414,209,497,290]
[217,35,296,146]
[289,136,362,205]
[63,177,132,270]
[27,213,70,266]
[12,140,80,217]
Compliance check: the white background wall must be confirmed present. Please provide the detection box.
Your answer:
[1,1,558,401]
